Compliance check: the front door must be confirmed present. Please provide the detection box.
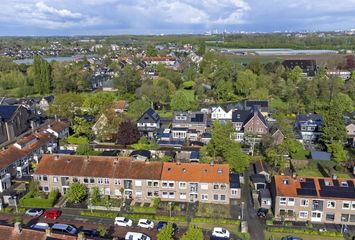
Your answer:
[311,211,322,222]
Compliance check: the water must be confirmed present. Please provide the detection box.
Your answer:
[14,56,82,65]
[221,48,339,56]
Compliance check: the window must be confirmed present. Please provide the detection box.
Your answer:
[43,175,48,181]
[201,183,208,190]
[341,181,348,187]
[169,182,175,188]
[279,209,286,216]
[350,215,355,222]
[135,180,142,187]
[326,213,335,221]
[114,189,121,196]
[90,178,95,184]
[327,201,336,209]
[147,192,153,197]
[53,177,58,183]
[43,186,49,192]
[73,177,79,182]
[179,182,187,189]
[213,194,219,201]
[114,179,120,185]
[341,214,349,222]
[162,192,169,198]
[97,178,103,184]
[201,194,208,201]
[154,191,159,197]
[153,181,159,187]
[299,211,308,219]
[351,201,355,210]
[135,191,143,197]
[169,192,175,199]
[104,178,110,184]
[220,184,226,190]
[280,197,287,205]
[300,199,309,207]
[288,198,295,206]
[231,189,238,195]
[343,201,351,209]
[287,210,294,217]
[213,184,219,190]
[147,181,153,187]
[83,178,88,184]
[220,195,226,201]
[180,193,187,200]
[162,181,168,188]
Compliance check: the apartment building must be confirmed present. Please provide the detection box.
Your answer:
[34,155,241,204]
[271,175,355,225]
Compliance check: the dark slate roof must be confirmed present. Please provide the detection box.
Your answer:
[245,100,268,108]
[172,127,188,131]
[254,160,270,174]
[230,173,241,188]
[232,109,252,123]
[311,151,331,161]
[259,188,271,198]
[0,105,18,121]
[130,150,151,158]
[158,140,183,147]
[296,114,323,122]
[191,113,204,123]
[137,107,160,124]
[251,174,267,184]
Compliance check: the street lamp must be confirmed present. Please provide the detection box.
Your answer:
[14,196,18,213]
[241,201,245,220]
[169,202,172,217]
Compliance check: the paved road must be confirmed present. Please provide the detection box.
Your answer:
[242,165,265,240]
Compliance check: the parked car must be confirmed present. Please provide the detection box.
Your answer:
[157,221,178,233]
[282,236,303,240]
[125,232,151,240]
[212,227,230,238]
[25,208,44,217]
[81,228,99,237]
[114,217,133,227]
[319,228,327,232]
[51,223,77,235]
[137,219,154,229]
[43,209,61,219]
[30,222,49,231]
[257,208,269,218]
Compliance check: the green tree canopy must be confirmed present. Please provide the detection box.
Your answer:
[180,226,203,240]
[82,92,115,116]
[66,182,87,204]
[157,223,174,240]
[224,142,251,173]
[170,90,197,111]
[327,142,348,163]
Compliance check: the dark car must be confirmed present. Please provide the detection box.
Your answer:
[210,236,230,240]
[81,228,99,237]
[157,221,178,233]
[257,208,269,218]
[282,236,303,240]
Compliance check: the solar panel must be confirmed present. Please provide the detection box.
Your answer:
[300,181,315,189]
[318,179,325,187]
[296,188,317,196]
[333,179,339,187]
[191,113,204,122]
[320,189,355,199]
[347,181,354,188]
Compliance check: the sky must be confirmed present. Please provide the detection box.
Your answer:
[1,0,355,36]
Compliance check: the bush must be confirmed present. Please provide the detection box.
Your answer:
[182,81,195,89]
[97,226,107,237]
[19,190,58,208]
[131,205,157,214]
[80,210,118,219]
[267,227,343,237]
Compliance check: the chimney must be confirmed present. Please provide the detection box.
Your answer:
[292,173,297,180]
[54,155,59,161]
[14,222,22,234]
[176,160,181,165]
[210,161,214,167]
[332,174,337,180]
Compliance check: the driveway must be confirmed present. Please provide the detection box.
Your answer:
[242,165,265,240]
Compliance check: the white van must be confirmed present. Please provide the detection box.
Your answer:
[51,223,77,235]
[125,232,151,240]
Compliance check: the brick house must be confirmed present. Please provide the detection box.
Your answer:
[34,155,241,204]
[271,175,355,225]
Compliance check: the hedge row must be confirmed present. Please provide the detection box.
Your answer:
[191,217,240,225]
[130,206,157,214]
[19,191,58,208]
[267,227,343,237]
[123,213,186,223]
[80,210,118,219]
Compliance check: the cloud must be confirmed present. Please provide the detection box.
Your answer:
[0,0,355,35]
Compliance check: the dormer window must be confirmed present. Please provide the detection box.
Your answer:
[341,181,348,187]
[283,179,289,185]
[325,180,331,186]
[217,169,223,174]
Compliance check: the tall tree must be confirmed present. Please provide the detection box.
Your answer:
[224,142,251,173]
[170,90,197,111]
[117,121,141,146]
[235,69,257,97]
[66,182,87,204]
[207,121,234,158]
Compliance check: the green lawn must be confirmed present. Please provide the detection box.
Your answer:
[192,222,249,240]
[297,168,324,177]
[264,231,345,240]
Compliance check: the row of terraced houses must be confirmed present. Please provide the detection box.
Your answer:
[34,154,241,204]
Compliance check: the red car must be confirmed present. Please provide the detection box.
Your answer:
[43,209,61,219]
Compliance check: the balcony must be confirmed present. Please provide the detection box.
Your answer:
[312,200,323,211]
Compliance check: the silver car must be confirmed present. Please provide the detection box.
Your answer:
[25,208,44,217]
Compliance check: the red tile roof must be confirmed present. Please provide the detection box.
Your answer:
[48,120,70,133]
[35,155,163,180]
[112,100,128,110]
[0,132,55,170]
[161,162,229,183]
